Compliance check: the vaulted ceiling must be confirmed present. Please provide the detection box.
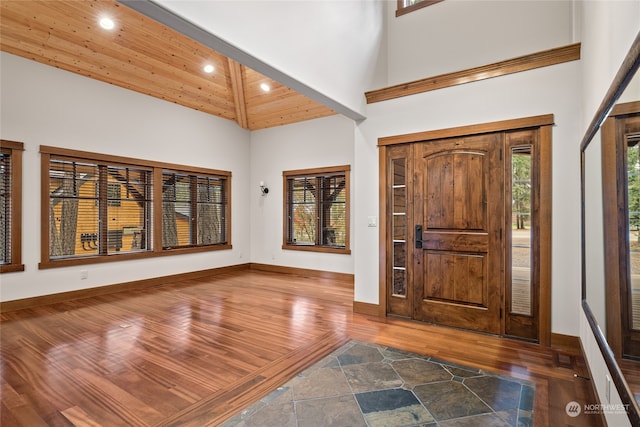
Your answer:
[0,0,338,130]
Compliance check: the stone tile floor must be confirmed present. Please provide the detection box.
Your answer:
[222,340,534,427]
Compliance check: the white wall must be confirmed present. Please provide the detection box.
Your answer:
[0,52,251,302]
[249,115,355,274]
[385,0,575,86]
[578,1,640,426]
[153,0,387,119]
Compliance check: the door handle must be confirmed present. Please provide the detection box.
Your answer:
[415,225,423,248]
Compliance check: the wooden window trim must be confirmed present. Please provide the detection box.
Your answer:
[396,0,443,17]
[377,114,554,147]
[282,165,351,254]
[0,140,24,273]
[39,146,231,269]
[160,169,230,250]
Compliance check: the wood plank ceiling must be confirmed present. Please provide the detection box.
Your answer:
[0,0,338,130]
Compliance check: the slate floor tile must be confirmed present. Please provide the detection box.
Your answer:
[223,340,535,427]
[413,380,492,420]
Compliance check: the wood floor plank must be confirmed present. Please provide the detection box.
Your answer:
[0,269,604,426]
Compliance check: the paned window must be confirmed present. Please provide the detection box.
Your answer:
[40,146,231,268]
[162,172,228,248]
[0,140,24,273]
[47,157,153,259]
[283,166,350,254]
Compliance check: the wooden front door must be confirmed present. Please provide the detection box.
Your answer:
[412,134,503,334]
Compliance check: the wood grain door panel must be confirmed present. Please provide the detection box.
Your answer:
[413,134,502,334]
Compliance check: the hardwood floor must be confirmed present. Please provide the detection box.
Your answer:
[1,269,604,426]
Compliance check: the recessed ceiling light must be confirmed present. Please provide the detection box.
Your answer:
[99,17,115,30]
[260,83,271,92]
[203,64,215,74]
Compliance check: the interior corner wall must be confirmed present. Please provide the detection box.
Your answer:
[354,61,582,336]
[248,115,355,275]
[578,1,640,425]
[385,0,575,86]
[0,52,252,302]
[153,0,386,118]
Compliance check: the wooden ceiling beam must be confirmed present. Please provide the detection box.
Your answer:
[228,59,249,129]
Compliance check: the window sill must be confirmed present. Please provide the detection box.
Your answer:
[39,244,232,269]
[0,264,25,273]
[282,244,351,255]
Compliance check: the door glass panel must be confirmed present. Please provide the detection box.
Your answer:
[511,147,532,315]
[392,158,407,297]
[627,138,640,330]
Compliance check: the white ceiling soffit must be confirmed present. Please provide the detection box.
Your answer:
[118,0,367,123]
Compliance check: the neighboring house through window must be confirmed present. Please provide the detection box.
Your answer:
[40,146,231,268]
[283,165,350,254]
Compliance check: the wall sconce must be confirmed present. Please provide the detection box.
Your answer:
[259,181,269,196]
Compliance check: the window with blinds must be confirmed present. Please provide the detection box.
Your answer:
[40,146,232,268]
[283,166,350,254]
[161,171,228,248]
[0,149,12,265]
[48,157,153,259]
[0,140,23,273]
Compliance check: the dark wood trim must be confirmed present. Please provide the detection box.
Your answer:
[550,333,581,354]
[282,164,351,178]
[0,263,251,313]
[580,32,640,152]
[281,244,351,255]
[39,145,232,178]
[249,263,354,283]
[353,301,383,316]
[0,140,25,151]
[38,244,234,269]
[601,115,623,357]
[539,124,553,348]
[0,140,24,273]
[610,100,640,117]
[40,151,51,268]
[395,0,443,17]
[378,114,554,147]
[378,145,388,317]
[366,43,580,104]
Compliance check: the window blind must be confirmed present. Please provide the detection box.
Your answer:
[0,149,11,264]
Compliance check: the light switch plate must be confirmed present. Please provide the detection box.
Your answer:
[368,216,377,227]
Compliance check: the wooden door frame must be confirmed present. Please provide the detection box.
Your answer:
[378,114,553,347]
